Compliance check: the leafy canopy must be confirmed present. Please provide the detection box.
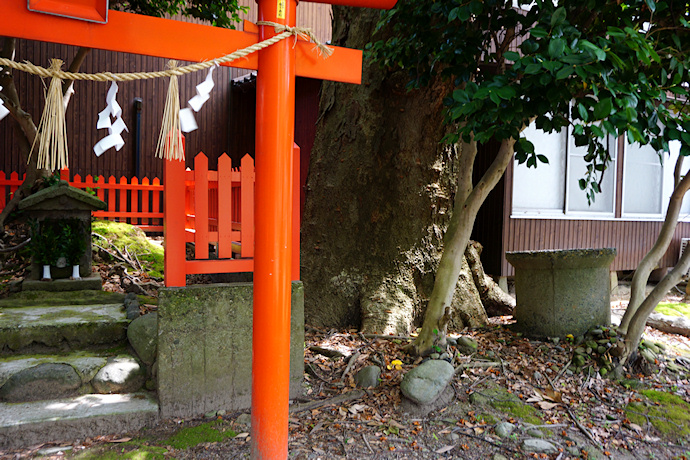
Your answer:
[111,0,248,29]
[368,0,690,200]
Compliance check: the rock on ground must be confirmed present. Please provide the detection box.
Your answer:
[400,359,454,405]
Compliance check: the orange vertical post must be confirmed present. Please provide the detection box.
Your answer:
[240,154,255,258]
[164,158,187,287]
[218,154,233,259]
[194,153,209,260]
[292,143,300,281]
[251,0,297,458]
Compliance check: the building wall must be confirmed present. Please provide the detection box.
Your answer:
[471,141,690,277]
[499,158,690,276]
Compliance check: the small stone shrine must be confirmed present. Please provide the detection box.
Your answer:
[19,180,106,281]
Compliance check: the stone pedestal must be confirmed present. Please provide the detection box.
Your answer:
[157,282,304,418]
[505,248,616,338]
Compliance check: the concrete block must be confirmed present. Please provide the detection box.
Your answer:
[157,282,304,418]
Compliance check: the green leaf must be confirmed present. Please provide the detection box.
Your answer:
[579,40,606,61]
[593,98,613,119]
[527,156,537,168]
[577,103,589,122]
[530,27,548,38]
[578,178,587,190]
[504,51,520,61]
[489,91,501,105]
[496,86,516,100]
[548,39,566,58]
[555,65,574,79]
[644,0,656,12]
[591,125,605,138]
[537,154,549,164]
[551,7,566,28]
[525,63,542,74]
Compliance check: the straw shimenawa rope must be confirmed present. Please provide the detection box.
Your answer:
[0,22,332,167]
[156,60,184,161]
[30,59,69,171]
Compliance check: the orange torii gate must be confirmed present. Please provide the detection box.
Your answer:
[0,0,396,458]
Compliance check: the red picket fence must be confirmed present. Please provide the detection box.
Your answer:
[0,147,301,286]
[163,147,300,287]
[0,169,165,232]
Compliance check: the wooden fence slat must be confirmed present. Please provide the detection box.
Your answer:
[107,176,117,216]
[194,153,209,259]
[241,154,254,258]
[131,177,140,226]
[152,177,161,228]
[96,176,105,202]
[142,177,150,228]
[119,177,128,224]
[218,153,233,259]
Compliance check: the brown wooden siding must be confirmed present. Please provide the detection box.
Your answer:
[0,3,331,179]
[501,218,690,276]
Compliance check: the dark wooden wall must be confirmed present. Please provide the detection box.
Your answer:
[229,75,322,215]
[0,2,332,180]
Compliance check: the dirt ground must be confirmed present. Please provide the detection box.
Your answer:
[1,242,690,460]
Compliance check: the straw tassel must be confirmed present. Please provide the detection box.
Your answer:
[155,60,185,161]
[30,59,69,171]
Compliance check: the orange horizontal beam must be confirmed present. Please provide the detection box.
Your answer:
[185,258,254,274]
[0,0,361,83]
[303,0,397,8]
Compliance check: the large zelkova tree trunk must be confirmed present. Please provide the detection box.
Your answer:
[619,156,690,364]
[0,37,90,230]
[302,7,512,335]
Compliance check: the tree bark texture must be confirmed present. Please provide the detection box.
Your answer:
[301,7,493,334]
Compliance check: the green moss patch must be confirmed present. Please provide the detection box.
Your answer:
[92,220,164,279]
[625,390,690,441]
[164,420,237,449]
[654,302,690,318]
[0,290,125,308]
[69,442,168,459]
[469,386,543,426]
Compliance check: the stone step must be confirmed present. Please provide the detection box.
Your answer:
[0,304,129,353]
[0,392,159,451]
[0,351,147,403]
[0,290,126,308]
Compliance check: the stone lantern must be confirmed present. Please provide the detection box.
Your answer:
[19,180,106,284]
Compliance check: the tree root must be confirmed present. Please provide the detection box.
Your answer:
[288,390,365,413]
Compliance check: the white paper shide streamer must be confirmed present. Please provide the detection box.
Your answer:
[180,65,216,133]
[0,86,9,121]
[93,82,128,156]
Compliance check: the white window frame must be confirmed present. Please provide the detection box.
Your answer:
[512,123,618,219]
[621,140,665,219]
[564,133,617,218]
